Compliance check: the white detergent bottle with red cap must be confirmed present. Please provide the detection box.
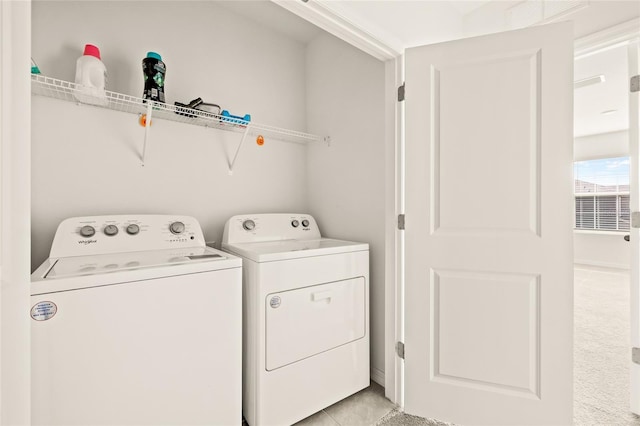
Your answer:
[73,43,108,106]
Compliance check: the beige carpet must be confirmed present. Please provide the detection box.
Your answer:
[375,409,451,426]
[574,266,640,426]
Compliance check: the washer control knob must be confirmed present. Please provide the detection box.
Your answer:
[80,225,96,238]
[126,224,140,235]
[169,221,185,235]
[242,220,256,231]
[302,219,310,227]
[291,220,299,228]
[104,225,119,236]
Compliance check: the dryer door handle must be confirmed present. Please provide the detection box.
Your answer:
[311,290,332,302]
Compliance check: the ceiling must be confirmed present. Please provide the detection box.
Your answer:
[448,1,493,15]
[574,43,629,138]
[217,1,322,44]
[315,0,639,48]
[221,0,639,138]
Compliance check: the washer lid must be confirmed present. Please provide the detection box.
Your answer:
[31,246,241,295]
[222,238,368,262]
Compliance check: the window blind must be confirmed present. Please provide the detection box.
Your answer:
[574,157,630,231]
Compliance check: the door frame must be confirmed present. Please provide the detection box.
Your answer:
[384,53,404,404]
[270,0,401,61]
[628,35,640,417]
[574,18,640,60]
[386,17,640,408]
[0,1,32,424]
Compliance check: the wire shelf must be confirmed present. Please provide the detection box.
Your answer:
[31,74,326,145]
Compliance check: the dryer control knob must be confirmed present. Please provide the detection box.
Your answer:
[291,220,299,228]
[104,225,119,236]
[80,225,96,238]
[242,220,256,231]
[169,221,185,235]
[126,224,140,235]
[302,219,310,227]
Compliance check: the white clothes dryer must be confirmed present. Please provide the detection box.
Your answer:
[221,213,370,426]
[31,215,242,426]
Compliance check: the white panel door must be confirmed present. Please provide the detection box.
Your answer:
[630,39,640,416]
[404,22,574,425]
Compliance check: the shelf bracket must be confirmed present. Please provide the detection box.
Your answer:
[141,101,153,166]
[228,125,251,175]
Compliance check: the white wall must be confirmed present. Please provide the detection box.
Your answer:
[574,130,630,269]
[32,1,389,385]
[305,33,386,383]
[31,1,310,270]
[574,129,628,160]
[574,231,630,269]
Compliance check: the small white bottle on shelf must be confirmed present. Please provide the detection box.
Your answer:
[73,44,108,106]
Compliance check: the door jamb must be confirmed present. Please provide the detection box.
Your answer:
[0,1,32,424]
[384,53,404,405]
[627,36,640,417]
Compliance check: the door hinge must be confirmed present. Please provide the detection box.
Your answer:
[632,212,640,229]
[398,83,405,102]
[632,75,640,93]
[633,347,640,365]
[396,341,405,359]
[398,214,405,230]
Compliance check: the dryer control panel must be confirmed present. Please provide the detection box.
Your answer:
[222,213,321,244]
[49,215,206,258]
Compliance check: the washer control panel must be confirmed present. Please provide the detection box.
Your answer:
[222,213,321,244]
[49,215,206,258]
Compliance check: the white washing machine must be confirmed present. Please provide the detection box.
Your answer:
[31,215,242,426]
[221,213,370,426]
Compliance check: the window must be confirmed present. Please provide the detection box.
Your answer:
[574,157,630,231]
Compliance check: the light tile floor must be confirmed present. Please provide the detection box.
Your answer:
[294,382,396,426]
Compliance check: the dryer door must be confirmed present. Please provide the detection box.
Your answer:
[265,277,366,371]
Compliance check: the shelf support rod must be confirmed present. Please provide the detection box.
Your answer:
[228,125,251,175]
[141,101,153,166]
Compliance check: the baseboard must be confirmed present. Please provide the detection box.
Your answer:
[370,367,385,387]
[574,260,630,270]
